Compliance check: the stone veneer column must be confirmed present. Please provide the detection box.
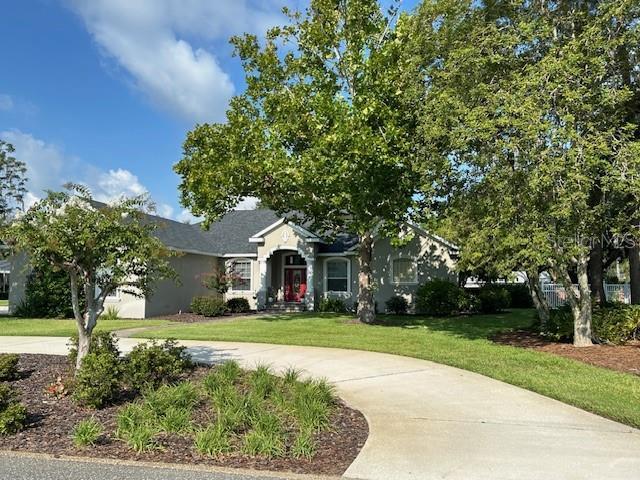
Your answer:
[306,258,315,311]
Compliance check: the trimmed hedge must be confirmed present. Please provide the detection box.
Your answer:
[476,284,511,313]
[191,296,228,317]
[73,351,122,409]
[124,339,193,391]
[0,354,19,381]
[318,298,347,313]
[416,279,467,316]
[385,295,409,314]
[226,297,251,313]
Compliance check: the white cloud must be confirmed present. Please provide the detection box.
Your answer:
[66,0,286,123]
[177,208,200,224]
[95,168,147,202]
[0,129,178,215]
[0,94,13,111]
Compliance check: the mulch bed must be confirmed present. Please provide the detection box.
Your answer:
[492,330,640,376]
[0,354,368,476]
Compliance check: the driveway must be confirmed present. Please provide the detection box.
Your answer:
[1,336,639,480]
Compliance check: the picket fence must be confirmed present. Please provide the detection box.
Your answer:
[542,283,631,309]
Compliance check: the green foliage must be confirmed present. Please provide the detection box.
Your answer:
[115,403,159,452]
[504,284,534,309]
[318,297,347,313]
[291,427,316,459]
[144,382,199,433]
[416,279,467,316]
[0,139,28,224]
[194,423,231,456]
[593,304,640,344]
[73,351,121,408]
[68,331,119,367]
[7,185,176,369]
[14,263,83,319]
[102,305,120,320]
[385,295,409,315]
[242,427,285,458]
[476,285,511,314]
[124,339,193,391]
[544,304,640,344]
[0,354,19,381]
[226,297,251,313]
[72,418,103,447]
[190,296,228,317]
[0,384,27,435]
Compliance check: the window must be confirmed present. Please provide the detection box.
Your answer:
[285,254,306,266]
[326,258,349,292]
[229,259,251,291]
[392,258,417,284]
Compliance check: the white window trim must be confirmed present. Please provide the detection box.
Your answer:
[323,257,351,294]
[391,256,418,285]
[226,258,253,294]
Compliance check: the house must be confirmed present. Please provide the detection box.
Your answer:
[9,208,458,318]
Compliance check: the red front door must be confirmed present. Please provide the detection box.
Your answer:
[284,268,307,302]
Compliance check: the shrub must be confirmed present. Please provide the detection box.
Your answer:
[190,296,228,317]
[318,297,347,313]
[102,305,120,320]
[593,304,640,344]
[124,339,193,391]
[416,279,466,316]
[0,354,19,381]
[14,263,84,318]
[543,304,640,344]
[72,418,103,447]
[226,297,251,313]
[385,295,409,314]
[73,351,121,408]
[194,423,231,457]
[504,284,534,308]
[0,384,27,435]
[68,331,120,367]
[477,285,511,313]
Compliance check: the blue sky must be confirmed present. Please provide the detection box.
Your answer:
[0,0,416,221]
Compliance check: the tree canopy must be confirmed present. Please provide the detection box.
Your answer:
[175,0,440,323]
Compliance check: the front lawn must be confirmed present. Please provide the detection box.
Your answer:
[138,309,640,428]
[0,318,172,336]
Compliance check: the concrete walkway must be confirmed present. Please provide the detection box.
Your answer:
[1,336,639,480]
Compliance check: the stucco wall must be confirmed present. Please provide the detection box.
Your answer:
[370,233,457,312]
[104,291,146,319]
[8,253,28,314]
[144,253,218,318]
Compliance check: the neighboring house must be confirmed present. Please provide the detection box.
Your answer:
[9,208,458,318]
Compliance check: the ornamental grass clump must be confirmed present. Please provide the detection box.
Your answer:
[72,418,103,447]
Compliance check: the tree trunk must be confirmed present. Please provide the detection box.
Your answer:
[552,255,593,347]
[357,233,375,324]
[629,244,640,305]
[526,269,549,326]
[70,272,100,371]
[588,237,606,305]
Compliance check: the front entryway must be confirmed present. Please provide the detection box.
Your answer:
[284,267,307,302]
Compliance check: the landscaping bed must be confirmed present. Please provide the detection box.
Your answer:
[0,353,367,476]
[153,311,257,324]
[492,330,640,376]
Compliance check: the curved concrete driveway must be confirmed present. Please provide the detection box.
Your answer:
[1,336,639,480]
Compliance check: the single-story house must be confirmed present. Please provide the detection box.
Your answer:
[9,209,458,318]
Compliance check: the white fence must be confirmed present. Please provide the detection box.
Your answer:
[542,283,631,309]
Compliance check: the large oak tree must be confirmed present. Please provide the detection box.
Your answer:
[175,0,436,323]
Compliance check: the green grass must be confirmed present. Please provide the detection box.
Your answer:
[0,300,8,307]
[138,309,640,428]
[0,318,172,336]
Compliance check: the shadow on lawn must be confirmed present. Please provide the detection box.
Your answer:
[255,309,538,341]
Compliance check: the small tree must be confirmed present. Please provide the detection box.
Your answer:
[0,140,28,225]
[7,185,175,370]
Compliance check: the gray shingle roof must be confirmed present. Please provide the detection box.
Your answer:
[196,209,282,254]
